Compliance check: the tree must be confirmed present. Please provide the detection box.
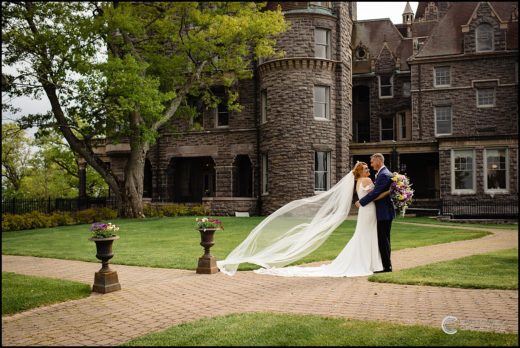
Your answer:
[2,1,287,217]
[1,123,32,198]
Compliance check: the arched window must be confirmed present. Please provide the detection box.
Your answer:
[476,23,494,52]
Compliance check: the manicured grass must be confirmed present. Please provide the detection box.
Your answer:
[396,216,518,230]
[2,272,91,316]
[369,248,518,290]
[122,312,518,346]
[1,217,490,271]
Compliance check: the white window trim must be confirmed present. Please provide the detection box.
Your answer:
[378,75,394,99]
[262,154,268,195]
[379,117,394,141]
[313,85,331,120]
[434,106,452,136]
[433,66,451,88]
[215,106,229,129]
[476,88,495,108]
[314,28,331,59]
[484,148,509,194]
[476,23,494,53]
[314,151,331,193]
[397,111,411,140]
[451,149,476,195]
[261,90,268,124]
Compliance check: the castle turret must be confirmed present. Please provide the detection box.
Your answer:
[258,2,354,214]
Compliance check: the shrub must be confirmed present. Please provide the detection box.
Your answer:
[160,204,190,217]
[190,204,209,216]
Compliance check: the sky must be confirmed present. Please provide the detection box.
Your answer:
[1,2,418,128]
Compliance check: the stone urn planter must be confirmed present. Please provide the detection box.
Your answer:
[196,228,219,274]
[89,236,121,293]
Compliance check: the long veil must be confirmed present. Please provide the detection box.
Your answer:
[217,171,355,276]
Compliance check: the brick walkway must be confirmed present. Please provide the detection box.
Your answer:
[2,223,518,346]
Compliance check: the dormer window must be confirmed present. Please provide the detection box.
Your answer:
[355,47,367,60]
[476,23,494,52]
[378,75,393,98]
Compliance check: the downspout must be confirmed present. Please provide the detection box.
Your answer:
[418,63,422,139]
[254,66,262,216]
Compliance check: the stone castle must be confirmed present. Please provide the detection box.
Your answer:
[97,2,518,217]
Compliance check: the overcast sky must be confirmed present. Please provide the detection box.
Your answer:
[1,2,418,127]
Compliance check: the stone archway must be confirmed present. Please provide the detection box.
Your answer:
[167,157,216,203]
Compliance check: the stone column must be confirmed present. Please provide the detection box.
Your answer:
[214,159,233,197]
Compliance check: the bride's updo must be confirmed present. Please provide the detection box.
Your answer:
[352,161,367,180]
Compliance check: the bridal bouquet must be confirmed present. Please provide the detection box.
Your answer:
[390,173,414,217]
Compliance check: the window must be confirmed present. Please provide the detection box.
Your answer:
[216,101,229,128]
[434,66,450,87]
[452,149,475,193]
[355,47,367,60]
[315,28,330,59]
[261,90,268,123]
[262,154,268,195]
[485,148,508,192]
[186,95,204,128]
[397,112,410,140]
[476,23,494,52]
[314,151,330,192]
[477,88,495,107]
[378,75,393,98]
[402,82,411,97]
[380,117,394,141]
[314,86,330,119]
[435,106,452,135]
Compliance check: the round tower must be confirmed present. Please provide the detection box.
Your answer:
[258,2,354,214]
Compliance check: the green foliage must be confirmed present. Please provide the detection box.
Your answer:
[2,208,117,232]
[1,123,32,197]
[2,272,91,316]
[142,203,208,217]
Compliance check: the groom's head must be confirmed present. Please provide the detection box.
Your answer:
[370,153,385,171]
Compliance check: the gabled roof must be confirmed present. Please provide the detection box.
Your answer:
[415,2,518,58]
[353,19,412,71]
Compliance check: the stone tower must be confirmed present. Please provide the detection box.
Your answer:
[258,2,354,214]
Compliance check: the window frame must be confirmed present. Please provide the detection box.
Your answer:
[476,23,494,53]
[379,117,395,141]
[402,81,411,97]
[434,66,451,87]
[378,75,394,99]
[313,85,331,120]
[262,154,268,195]
[314,151,331,193]
[261,89,268,124]
[434,105,452,136]
[215,101,229,128]
[484,148,509,194]
[451,149,476,194]
[397,111,411,140]
[476,88,495,108]
[314,28,331,59]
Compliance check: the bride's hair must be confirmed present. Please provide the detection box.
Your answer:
[352,161,367,179]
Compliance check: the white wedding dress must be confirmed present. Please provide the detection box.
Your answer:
[253,182,383,277]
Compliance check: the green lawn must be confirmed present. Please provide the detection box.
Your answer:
[396,216,518,230]
[2,272,91,316]
[1,216,490,271]
[122,312,518,346]
[369,248,518,290]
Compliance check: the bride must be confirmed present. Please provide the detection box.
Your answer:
[216,162,390,277]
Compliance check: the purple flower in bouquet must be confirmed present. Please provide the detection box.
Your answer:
[390,172,414,216]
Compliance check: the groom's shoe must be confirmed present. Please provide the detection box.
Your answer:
[374,269,392,273]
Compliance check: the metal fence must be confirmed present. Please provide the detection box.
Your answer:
[441,200,518,219]
[1,197,118,215]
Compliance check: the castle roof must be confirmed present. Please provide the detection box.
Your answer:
[415,2,518,58]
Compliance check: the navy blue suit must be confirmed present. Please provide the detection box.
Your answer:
[358,166,395,271]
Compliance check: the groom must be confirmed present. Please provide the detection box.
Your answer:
[355,153,395,272]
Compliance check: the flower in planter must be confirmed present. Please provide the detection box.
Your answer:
[90,222,120,238]
[195,217,224,231]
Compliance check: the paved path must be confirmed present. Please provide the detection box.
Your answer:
[2,223,518,346]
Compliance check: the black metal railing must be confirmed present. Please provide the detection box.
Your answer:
[1,197,118,215]
[441,200,518,219]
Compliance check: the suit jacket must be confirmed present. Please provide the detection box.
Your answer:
[358,166,396,221]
